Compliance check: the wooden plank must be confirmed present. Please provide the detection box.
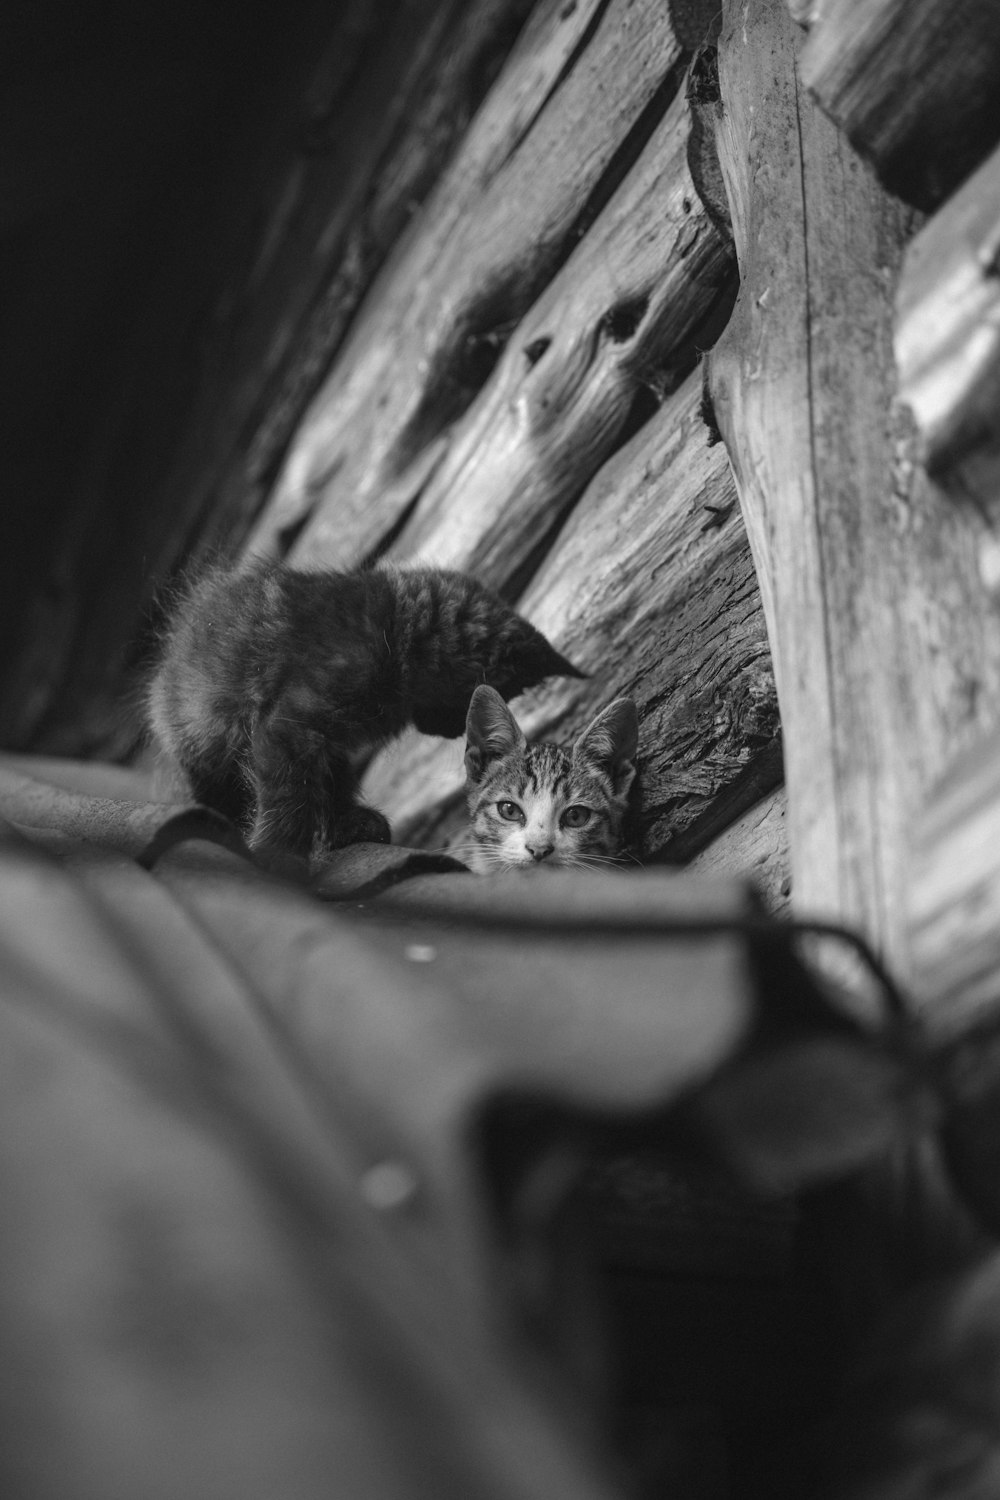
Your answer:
[362,372,780,859]
[705,0,1000,986]
[792,0,1000,210]
[907,729,1000,1032]
[247,0,687,567]
[685,787,790,914]
[895,141,1000,518]
[383,83,735,588]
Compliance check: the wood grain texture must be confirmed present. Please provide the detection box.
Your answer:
[362,372,779,859]
[685,787,790,914]
[793,0,1000,210]
[896,142,1000,516]
[707,0,1000,985]
[383,84,735,589]
[247,0,687,567]
[907,728,1000,1032]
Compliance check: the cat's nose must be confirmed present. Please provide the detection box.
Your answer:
[525,840,554,862]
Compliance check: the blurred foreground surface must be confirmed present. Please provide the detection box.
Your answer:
[2,752,999,1500]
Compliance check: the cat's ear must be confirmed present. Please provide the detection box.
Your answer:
[501,619,586,694]
[464,685,525,782]
[573,697,639,796]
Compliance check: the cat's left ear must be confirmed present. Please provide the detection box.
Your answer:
[573,698,639,796]
[464,685,526,782]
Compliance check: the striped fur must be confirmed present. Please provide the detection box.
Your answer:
[462,686,638,874]
[146,560,581,865]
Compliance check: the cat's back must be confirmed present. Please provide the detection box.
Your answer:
[147,561,389,748]
[147,562,289,746]
[155,560,272,676]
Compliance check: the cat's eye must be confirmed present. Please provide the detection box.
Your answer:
[496,800,523,822]
[561,804,592,828]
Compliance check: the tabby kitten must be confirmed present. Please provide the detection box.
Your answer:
[463,685,638,873]
[147,560,581,866]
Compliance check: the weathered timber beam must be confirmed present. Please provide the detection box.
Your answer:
[790,0,1000,210]
[237,0,546,501]
[685,788,790,914]
[908,729,1000,1033]
[706,0,1000,986]
[247,0,687,567]
[896,142,1000,516]
[384,82,734,587]
[362,373,779,860]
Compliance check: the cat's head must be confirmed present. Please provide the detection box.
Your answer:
[463,685,638,873]
[406,570,583,738]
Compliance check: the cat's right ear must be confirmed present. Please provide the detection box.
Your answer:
[464,685,525,782]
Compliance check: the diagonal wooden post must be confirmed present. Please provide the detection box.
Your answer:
[706,0,1000,990]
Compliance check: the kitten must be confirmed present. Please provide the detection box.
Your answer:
[146,560,582,866]
[463,685,638,874]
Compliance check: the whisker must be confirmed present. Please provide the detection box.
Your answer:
[563,852,628,871]
[419,842,485,859]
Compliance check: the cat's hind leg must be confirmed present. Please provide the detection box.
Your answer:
[148,670,249,824]
[245,722,319,867]
[182,755,250,828]
[311,750,392,853]
[247,721,390,869]
[329,801,392,849]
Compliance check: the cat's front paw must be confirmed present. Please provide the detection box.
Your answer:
[334,806,392,847]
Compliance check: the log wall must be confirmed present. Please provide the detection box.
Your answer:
[9,0,1000,1485]
[362,373,780,865]
[4,0,786,880]
[0,0,541,750]
[7,0,1000,960]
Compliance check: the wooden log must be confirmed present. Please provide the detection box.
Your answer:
[895,142,1000,518]
[684,787,790,914]
[907,728,1000,1033]
[204,0,599,551]
[706,0,1000,986]
[383,83,735,588]
[362,372,780,858]
[247,0,687,567]
[791,0,1000,211]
